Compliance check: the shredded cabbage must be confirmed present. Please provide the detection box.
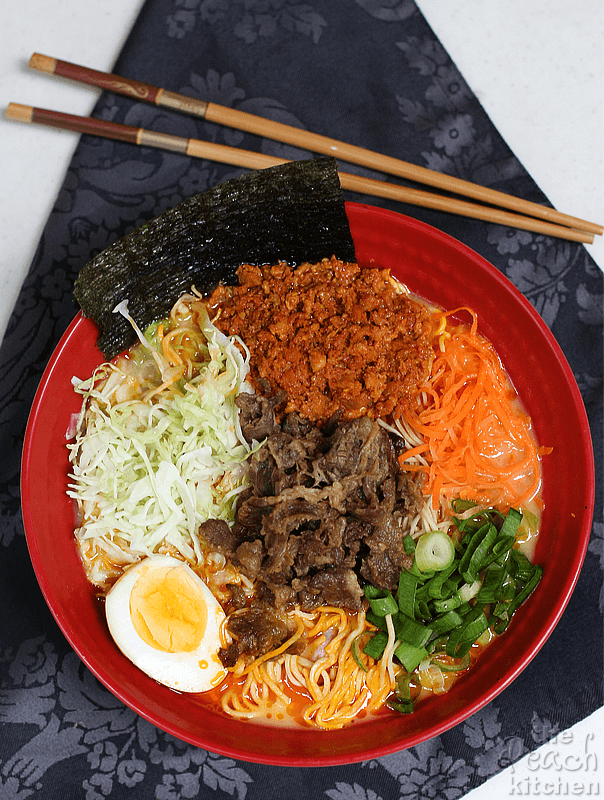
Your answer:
[68,305,252,565]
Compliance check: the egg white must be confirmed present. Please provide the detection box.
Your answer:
[105,554,227,693]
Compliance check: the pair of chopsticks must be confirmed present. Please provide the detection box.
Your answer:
[6,53,603,244]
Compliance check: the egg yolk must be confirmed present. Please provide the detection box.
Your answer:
[129,564,208,653]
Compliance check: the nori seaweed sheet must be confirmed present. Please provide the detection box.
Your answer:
[74,157,356,359]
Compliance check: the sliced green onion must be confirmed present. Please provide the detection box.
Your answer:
[393,616,433,649]
[462,524,498,582]
[388,698,414,714]
[443,577,461,595]
[397,570,419,618]
[431,652,471,672]
[451,501,494,532]
[458,522,490,575]
[521,508,539,535]
[396,673,412,702]
[476,519,518,571]
[445,608,489,658]
[451,498,479,514]
[452,502,502,533]
[415,600,432,620]
[402,535,416,555]
[499,574,517,601]
[429,610,464,636]
[363,630,388,660]
[364,585,399,617]
[426,561,459,600]
[499,507,522,539]
[415,531,455,572]
[491,534,517,559]
[389,672,416,714]
[365,610,387,631]
[507,565,543,616]
[458,579,482,603]
[475,628,492,647]
[414,581,431,602]
[409,561,435,580]
[427,635,449,653]
[461,608,489,641]
[433,579,480,612]
[509,549,535,582]
[455,602,473,617]
[351,634,369,672]
[433,594,463,613]
[493,614,511,635]
[368,593,399,617]
[492,601,510,620]
[474,563,507,605]
[394,640,428,672]
[363,584,386,600]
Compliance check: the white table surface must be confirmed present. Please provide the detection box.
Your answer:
[0,0,602,794]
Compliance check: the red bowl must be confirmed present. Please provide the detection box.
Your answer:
[21,203,594,765]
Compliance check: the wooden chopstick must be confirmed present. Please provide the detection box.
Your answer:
[27,53,603,238]
[5,102,595,245]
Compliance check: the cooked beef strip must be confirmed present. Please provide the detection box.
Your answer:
[226,583,249,609]
[218,601,291,668]
[235,387,286,442]
[313,415,391,484]
[294,567,364,611]
[234,540,264,581]
[198,518,239,555]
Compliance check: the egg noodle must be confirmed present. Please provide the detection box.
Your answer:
[68,281,544,730]
[219,607,396,728]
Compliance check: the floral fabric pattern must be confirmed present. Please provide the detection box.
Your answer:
[0,1,601,798]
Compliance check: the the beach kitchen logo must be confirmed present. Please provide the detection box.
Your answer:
[505,730,599,796]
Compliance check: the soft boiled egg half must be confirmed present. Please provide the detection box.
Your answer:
[105,554,227,692]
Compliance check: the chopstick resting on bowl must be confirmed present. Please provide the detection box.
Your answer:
[24,53,603,239]
[5,101,597,245]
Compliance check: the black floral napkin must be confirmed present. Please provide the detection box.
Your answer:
[0,1,601,798]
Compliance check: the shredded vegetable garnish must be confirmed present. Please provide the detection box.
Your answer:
[68,301,253,580]
[399,308,551,511]
[362,505,542,712]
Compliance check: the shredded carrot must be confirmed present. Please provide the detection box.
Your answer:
[399,309,548,511]
[161,328,185,366]
[400,442,430,461]
[142,367,185,402]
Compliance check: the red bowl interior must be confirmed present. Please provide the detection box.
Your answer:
[21,202,594,765]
